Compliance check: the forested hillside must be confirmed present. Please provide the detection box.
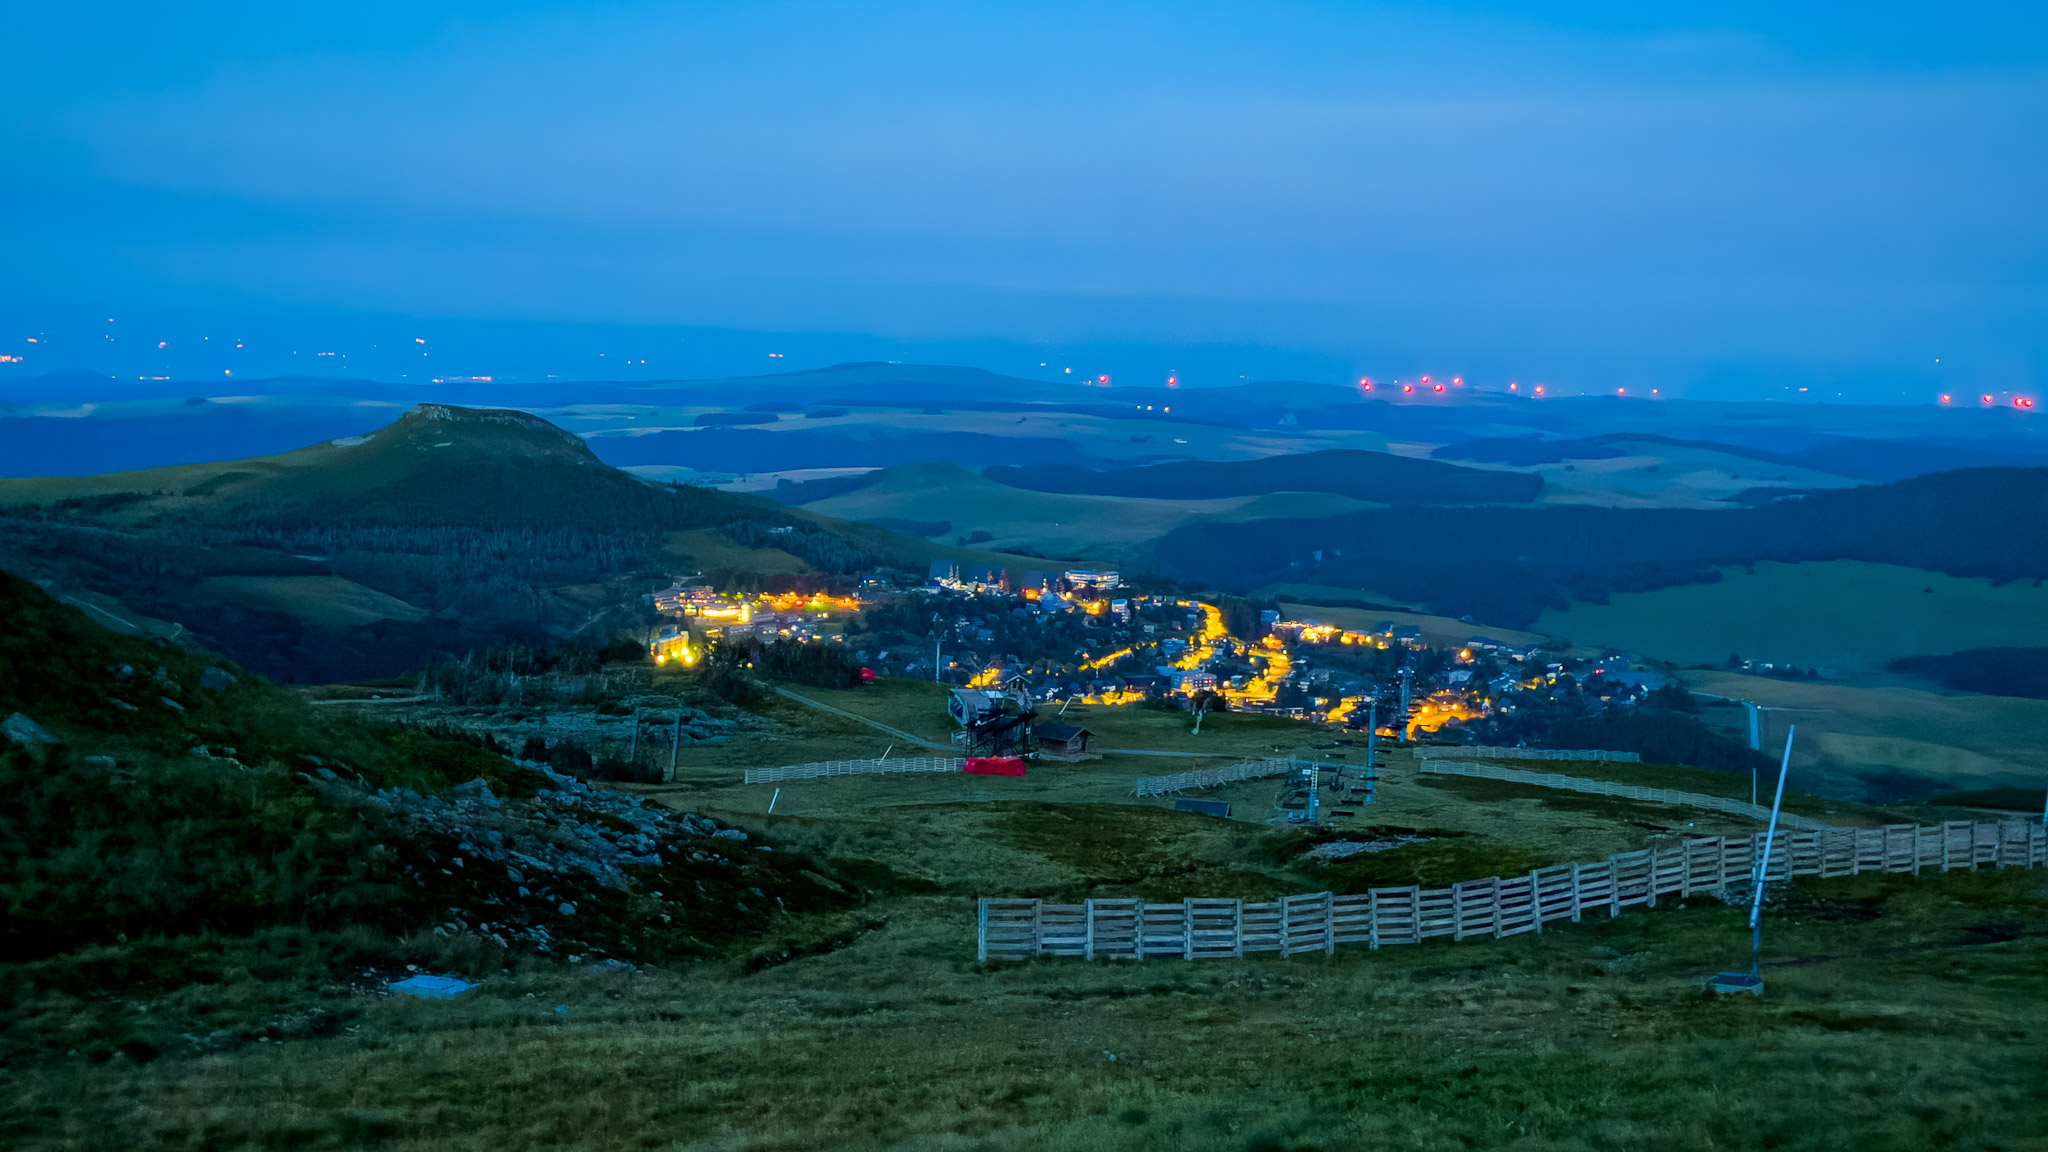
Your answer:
[1149,467,2048,627]
[986,448,1543,504]
[0,405,919,680]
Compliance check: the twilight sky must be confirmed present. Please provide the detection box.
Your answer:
[3,1,2045,397]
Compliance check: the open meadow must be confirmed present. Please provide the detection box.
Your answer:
[11,718,2044,1152]
[804,463,1376,562]
[1539,561,2048,673]
[1682,671,2048,803]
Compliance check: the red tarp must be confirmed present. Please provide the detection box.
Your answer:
[962,756,1027,777]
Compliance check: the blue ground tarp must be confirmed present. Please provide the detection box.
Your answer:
[389,974,476,998]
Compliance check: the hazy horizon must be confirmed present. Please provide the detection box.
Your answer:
[6,1,2047,403]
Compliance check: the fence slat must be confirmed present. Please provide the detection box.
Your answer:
[977,820,2040,962]
[745,757,966,784]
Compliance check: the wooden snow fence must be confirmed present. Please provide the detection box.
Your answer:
[1419,759,1834,831]
[976,820,2047,961]
[744,757,965,784]
[1132,757,1308,798]
[1417,746,1642,764]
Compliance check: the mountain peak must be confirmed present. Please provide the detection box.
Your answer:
[332,404,598,463]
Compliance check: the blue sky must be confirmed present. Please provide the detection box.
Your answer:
[3,1,2045,396]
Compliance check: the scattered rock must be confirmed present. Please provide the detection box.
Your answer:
[3,713,57,745]
[713,829,748,842]
[159,696,185,712]
[1307,835,1423,861]
[84,755,117,769]
[579,958,634,976]
[451,778,500,808]
[200,667,237,691]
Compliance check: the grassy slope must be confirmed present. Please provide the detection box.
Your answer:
[14,739,2046,1148]
[1271,598,1545,649]
[1686,670,2048,798]
[1522,439,1862,509]
[196,575,431,626]
[1539,560,2048,672]
[806,461,1374,562]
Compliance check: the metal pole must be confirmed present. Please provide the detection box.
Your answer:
[934,640,942,683]
[1748,725,1796,973]
[669,712,681,782]
[768,787,780,815]
[1364,699,1379,771]
[1398,668,1413,743]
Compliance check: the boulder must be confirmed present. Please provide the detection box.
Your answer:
[3,713,57,745]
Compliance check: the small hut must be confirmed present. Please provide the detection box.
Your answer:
[1034,722,1096,762]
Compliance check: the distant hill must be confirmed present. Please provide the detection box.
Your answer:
[1149,467,2048,628]
[985,449,1543,505]
[1433,431,2048,483]
[0,405,928,680]
[1889,647,2048,700]
[587,427,1110,472]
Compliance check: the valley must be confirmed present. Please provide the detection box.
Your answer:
[4,380,2046,1151]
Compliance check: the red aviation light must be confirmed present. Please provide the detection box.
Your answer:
[1401,384,1414,394]
[1452,377,1462,386]
[1939,393,1951,403]
[1983,394,1995,404]
[1098,374,1110,384]
[1420,375,1431,384]
[1359,377,1373,391]
[2019,398,2037,409]
[1433,383,1444,393]
[1534,385,1545,395]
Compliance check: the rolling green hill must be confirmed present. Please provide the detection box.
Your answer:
[0,567,857,1065]
[1151,467,2048,628]
[1536,561,2048,672]
[0,405,934,681]
[803,460,1378,562]
[986,448,1543,504]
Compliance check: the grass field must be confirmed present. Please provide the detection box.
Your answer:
[1271,598,1544,650]
[198,575,430,626]
[1521,439,1861,509]
[659,528,818,575]
[806,462,1376,562]
[14,747,2045,1150]
[1538,561,2048,672]
[1684,670,2048,802]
